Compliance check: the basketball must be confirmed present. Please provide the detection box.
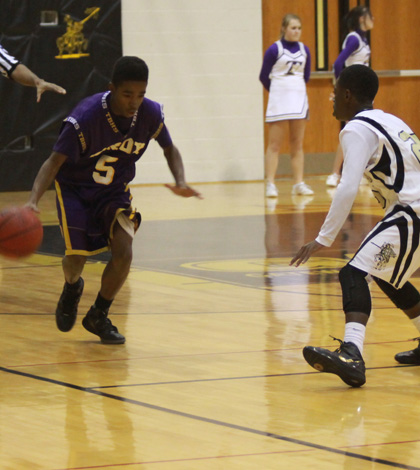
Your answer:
[0,207,43,259]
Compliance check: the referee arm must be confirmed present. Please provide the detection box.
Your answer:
[10,63,66,102]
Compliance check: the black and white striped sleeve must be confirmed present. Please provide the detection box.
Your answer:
[0,44,20,78]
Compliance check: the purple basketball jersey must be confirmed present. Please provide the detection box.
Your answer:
[54,91,172,187]
[52,92,172,255]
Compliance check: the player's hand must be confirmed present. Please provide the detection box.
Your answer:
[36,80,66,102]
[165,184,203,199]
[24,201,40,213]
[290,240,323,267]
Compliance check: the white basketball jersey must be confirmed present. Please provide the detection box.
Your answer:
[351,110,420,213]
[343,32,370,67]
[269,40,307,81]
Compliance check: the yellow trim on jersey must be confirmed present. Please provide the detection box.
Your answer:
[55,180,72,251]
[65,247,110,256]
[124,183,134,201]
[151,122,163,140]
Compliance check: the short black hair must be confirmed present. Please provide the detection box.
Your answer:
[338,64,379,102]
[111,56,149,87]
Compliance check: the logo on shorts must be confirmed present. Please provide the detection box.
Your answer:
[372,242,396,270]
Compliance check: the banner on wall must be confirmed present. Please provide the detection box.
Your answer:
[0,0,122,191]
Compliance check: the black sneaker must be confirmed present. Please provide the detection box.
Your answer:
[303,337,366,387]
[395,337,420,365]
[55,278,84,332]
[82,306,125,344]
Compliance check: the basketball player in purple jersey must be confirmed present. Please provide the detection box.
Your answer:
[26,56,202,344]
[0,44,66,101]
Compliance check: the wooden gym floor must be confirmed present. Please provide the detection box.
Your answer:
[1,177,420,470]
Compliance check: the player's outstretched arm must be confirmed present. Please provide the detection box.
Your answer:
[26,151,68,212]
[163,144,203,199]
[290,240,323,267]
[11,64,66,102]
[164,183,203,199]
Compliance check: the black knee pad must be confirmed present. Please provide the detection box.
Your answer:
[373,278,420,310]
[338,264,372,315]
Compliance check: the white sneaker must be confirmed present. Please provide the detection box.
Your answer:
[265,197,278,211]
[326,173,340,187]
[292,195,313,209]
[266,182,278,198]
[292,182,314,196]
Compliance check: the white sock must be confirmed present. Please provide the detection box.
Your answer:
[410,315,420,334]
[344,322,366,354]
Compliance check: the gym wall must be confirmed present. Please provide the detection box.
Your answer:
[121,0,265,186]
[0,0,122,191]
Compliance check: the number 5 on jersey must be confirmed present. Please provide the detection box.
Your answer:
[93,155,118,185]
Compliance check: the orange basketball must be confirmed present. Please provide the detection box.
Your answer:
[0,207,43,259]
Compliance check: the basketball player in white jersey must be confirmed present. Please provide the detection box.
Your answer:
[326,6,374,187]
[259,14,313,198]
[0,44,65,101]
[291,65,420,387]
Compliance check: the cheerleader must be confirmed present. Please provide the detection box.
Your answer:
[259,14,313,197]
[326,6,374,187]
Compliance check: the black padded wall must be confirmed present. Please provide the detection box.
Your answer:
[0,0,122,191]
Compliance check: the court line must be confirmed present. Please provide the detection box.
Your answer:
[343,439,420,449]
[127,263,415,302]
[4,340,418,369]
[0,307,346,316]
[129,264,343,295]
[53,449,316,470]
[0,263,62,270]
[1,365,419,470]
[0,303,402,316]
[90,371,315,389]
[89,363,419,390]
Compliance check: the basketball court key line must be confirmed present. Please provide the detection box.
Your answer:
[1,365,419,470]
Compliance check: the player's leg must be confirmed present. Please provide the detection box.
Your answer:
[55,184,89,332]
[264,120,287,197]
[62,254,86,283]
[100,220,133,299]
[373,277,420,364]
[56,255,86,332]
[289,119,313,195]
[303,264,368,387]
[82,216,134,344]
[359,206,420,362]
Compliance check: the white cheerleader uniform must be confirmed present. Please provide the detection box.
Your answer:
[317,109,420,288]
[343,31,371,67]
[265,40,308,122]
